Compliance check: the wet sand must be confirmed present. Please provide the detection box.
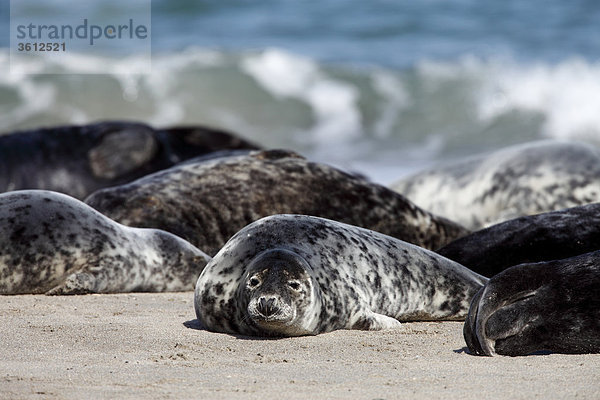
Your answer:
[1,293,598,399]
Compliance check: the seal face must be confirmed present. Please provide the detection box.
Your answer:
[241,249,320,336]
[392,141,600,230]
[86,149,468,256]
[0,190,210,295]
[0,121,259,199]
[194,214,487,337]
[464,252,600,356]
[437,203,600,278]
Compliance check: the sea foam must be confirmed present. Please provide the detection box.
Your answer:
[3,48,600,182]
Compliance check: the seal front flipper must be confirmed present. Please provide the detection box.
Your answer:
[463,287,486,355]
[351,310,402,331]
[45,258,126,295]
[45,271,100,295]
[88,126,158,180]
[465,286,538,356]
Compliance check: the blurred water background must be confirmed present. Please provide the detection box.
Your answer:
[2,0,600,182]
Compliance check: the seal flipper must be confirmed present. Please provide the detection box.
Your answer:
[45,271,100,295]
[45,244,209,295]
[45,258,147,295]
[463,287,488,355]
[352,310,402,331]
[45,259,116,295]
[465,275,540,356]
[88,127,158,180]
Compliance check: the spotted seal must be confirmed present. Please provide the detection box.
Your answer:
[85,149,468,256]
[194,214,487,337]
[0,121,259,199]
[392,141,600,230]
[0,190,210,295]
[438,203,600,278]
[464,252,600,356]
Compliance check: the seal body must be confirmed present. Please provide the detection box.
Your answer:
[0,121,259,199]
[437,203,600,278]
[392,141,600,230]
[464,252,600,356]
[0,190,210,295]
[85,150,468,256]
[194,215,487,337]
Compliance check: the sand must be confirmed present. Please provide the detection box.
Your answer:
[0,292,598,400]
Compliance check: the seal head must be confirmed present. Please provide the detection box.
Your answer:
[238,249,321,336]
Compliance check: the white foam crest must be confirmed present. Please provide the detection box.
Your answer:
[6,81,56,126]
[134,48,227,126]
[371,70,410,138]
[241,48,362,145]
[417,55,484,82]
[152,47,226,71]
[0,55,57,127]
[241,49,318,98]
[3,54,48,77]
[418,56,600,142]
[476,58,600,140]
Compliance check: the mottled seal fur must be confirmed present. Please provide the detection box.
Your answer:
[392,141,600,230]
[464,252,600,356]
[438,203,600,278]
[85,149,468,256]
[0,190,210,295]
[194,215,487,337]
[0,121,259,199]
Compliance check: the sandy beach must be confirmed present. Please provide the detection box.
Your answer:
[1,293,598,399]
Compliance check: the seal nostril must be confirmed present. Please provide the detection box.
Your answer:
[257,297,277,317]
[258,297,267,312]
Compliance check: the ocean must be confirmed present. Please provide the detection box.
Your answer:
[2,0,600,183]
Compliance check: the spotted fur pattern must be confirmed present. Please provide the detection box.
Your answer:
[85,150,468,256]
[194,215,487,337]
[392,141,600,230]
[0,191,210,295]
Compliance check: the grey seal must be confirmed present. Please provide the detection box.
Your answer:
[392,141,600,230]
[437,203,600,278]
[194,214,487,337]
[464,252,600,356]
[0,121,259,199]
[85,149,468,256]
[0,190,210,295]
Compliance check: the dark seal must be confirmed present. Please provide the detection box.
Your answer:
[437,203,600,278]
[392,141,600,230]
[0,121,259,199]
[85,149,468,256]
[0,190,210,295]
[194,214,487,337]
[464,252,600,356]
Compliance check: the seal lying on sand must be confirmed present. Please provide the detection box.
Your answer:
[85,150,468,256]
[437,203,600,278]
[194,215,487,337]
[0,121,259,199]
[0,190,210,295]
[464,252,600,356]
[392,141,600,230]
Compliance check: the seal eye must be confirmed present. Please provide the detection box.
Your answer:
[248,277,261,288]
[288,281,301,291]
